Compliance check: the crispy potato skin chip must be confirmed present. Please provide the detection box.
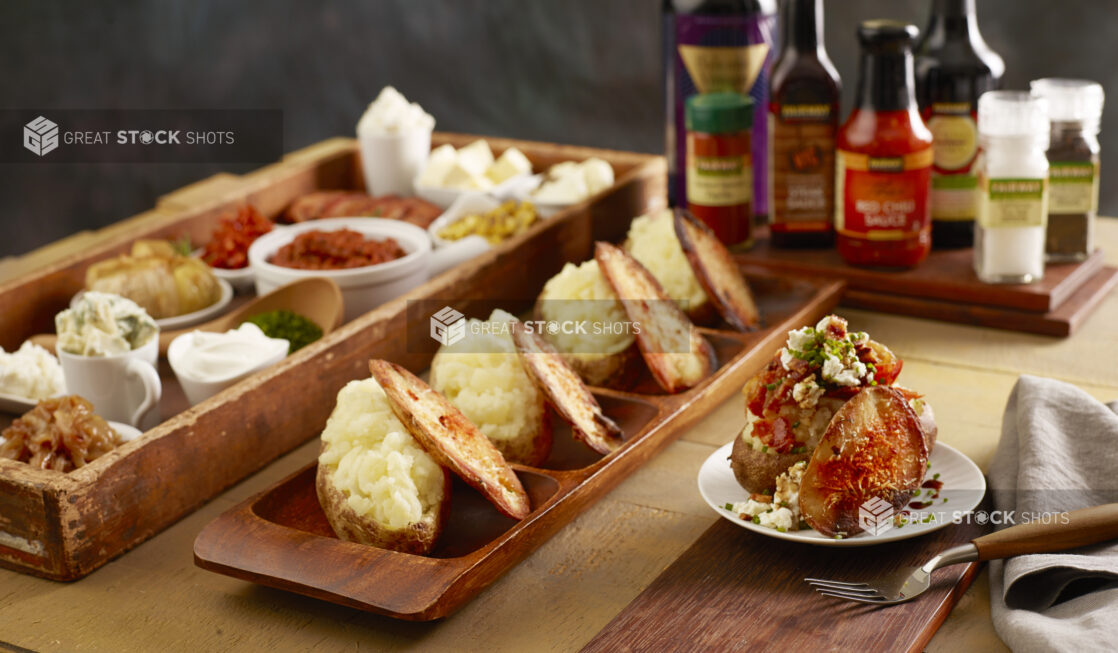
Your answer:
[369,359,531,520]
[594,242,714,393]
[673,210,761,332]
[798,386,929,537]
[510,321,623,455]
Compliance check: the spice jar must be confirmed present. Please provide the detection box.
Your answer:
[685,92,754,248]
[974,91,1049,284]
[835,21,934,268]
[1029,78,1104,262]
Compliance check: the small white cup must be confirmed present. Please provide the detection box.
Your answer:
[357,128,431,196]
[58,337,162,430]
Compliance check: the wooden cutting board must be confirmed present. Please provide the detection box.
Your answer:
[736,235,1102,314]
[582,505,992,653]
[841,266,1118,337]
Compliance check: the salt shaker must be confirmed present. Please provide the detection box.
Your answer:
[974,91,1050,284]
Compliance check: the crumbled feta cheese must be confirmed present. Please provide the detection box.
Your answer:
[759,507,795,531]
[791,375,825,409]
[731,499,773,518]
[816,314,844,333]
[780,347,795,370]
[821,352,866,387]
[787,326,815,352]
[774,461,806,510]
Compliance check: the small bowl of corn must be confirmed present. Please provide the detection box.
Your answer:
[428,193,542,248]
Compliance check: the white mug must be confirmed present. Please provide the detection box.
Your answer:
[357,128,431,196]
[58,336,162,430]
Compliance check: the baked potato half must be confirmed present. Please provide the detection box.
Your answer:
[622,208,715,324]
[595,242,714,393]
[799,386,930,537]
[430,309,553,466]
[673,209,761,332]
[316,377,450,555]
[729,397,845,493]
[535,258,640,387]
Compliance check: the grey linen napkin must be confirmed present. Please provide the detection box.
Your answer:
[987,375,1118,652]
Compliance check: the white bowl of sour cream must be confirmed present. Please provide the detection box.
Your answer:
[167,323,289,406]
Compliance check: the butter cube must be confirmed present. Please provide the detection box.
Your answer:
[548,161,581,179]
[534,172,588,204]
[486,147,533,184]
[580,158,615,195]
[443,160,494,190]
[456,140,495,177]
[416,144,457,188]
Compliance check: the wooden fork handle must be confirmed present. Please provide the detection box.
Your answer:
[973,503,1118,561]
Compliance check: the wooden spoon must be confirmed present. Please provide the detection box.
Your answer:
[31,277,345,356]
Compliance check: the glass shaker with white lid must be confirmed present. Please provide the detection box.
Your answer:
[1030,78,1104,262]
[974,91,1050,284]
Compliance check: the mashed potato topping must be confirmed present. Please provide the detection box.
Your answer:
[624,209,708,313]
[318,378,445,530]
[538,259,634,357]
[430,309,545,444]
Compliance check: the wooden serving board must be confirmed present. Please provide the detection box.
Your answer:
[0,135,666,581]
[737,233,1103,314]
[842,266,1118,337]
[193,272,845,621]
[582,502,993,653]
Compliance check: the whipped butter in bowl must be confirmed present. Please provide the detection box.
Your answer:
[168,323,289,406]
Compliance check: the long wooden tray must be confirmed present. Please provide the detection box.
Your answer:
[582,500,993,652]
[842,266,1118,337]
[0,135,666,581]
[737,233,1103,314]
[192,272,844,620]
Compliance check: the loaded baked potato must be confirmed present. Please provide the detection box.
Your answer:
[430,309,553,466]
[316,377,450,555]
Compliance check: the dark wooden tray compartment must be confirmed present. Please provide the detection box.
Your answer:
[193,271,844,620]
[0,135,667,581]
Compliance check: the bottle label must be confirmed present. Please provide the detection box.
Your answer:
[835,149,932,241]
[977,175,1048,228]
[768,105,835,232]
[687,139,752,207]
[670,13,775,213]
[926,103,979,222]
[1048,161,1099,214]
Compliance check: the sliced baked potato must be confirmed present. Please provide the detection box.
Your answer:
[535,259,641,387]
[316,377,451,555]
[369,359,531,520]
[798,386,929,537]
[429,309,552,466]
[622,208,715,324]
[673,209,761,332]
[594,242,714,393]
[510,321,624,455]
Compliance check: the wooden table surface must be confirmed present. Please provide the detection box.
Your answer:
[2,220,1116,653]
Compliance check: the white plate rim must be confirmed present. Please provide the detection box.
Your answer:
[697,440,986,547]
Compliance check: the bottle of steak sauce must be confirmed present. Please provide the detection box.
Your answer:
[768,0,841,248]
[915,0,1005,249]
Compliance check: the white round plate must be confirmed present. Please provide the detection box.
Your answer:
[698,441,986,547]
[107,421,143,442]
[0,391,48,415]
[72,278,234,331]
[192,249,256,294]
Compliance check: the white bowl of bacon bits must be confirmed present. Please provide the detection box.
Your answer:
[248,218,486,322]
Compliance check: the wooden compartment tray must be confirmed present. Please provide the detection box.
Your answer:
[0,134,666,581]
[193,271,843,620]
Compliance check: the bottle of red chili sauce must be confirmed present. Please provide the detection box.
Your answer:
[685,92,754,247]
[836,21,934,267]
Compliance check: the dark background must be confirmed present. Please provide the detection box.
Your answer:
[2,0,1116,258]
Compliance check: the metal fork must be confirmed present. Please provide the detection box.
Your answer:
[806,503,1118,605]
